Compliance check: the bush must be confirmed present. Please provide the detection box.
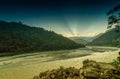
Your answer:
[113,52,120,70]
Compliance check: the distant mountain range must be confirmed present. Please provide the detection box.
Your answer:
[69,33,103,45]
[69,37,88,45]
[82,33,103,42]
[0,21,84,54]
[87,28,120,47]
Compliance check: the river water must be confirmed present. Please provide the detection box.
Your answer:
[0,46,119,79]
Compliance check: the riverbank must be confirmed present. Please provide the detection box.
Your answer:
[0,47,119,79]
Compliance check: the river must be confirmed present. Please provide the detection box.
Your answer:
[0,46,119,79]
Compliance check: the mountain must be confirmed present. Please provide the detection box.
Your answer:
[69,37,88,45]
[87,28,120,47]
[80,33,103,42]
[0,21,84,54]
[69,33,103,45]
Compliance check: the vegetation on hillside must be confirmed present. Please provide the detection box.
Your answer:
[87,28,120,47]
[0,21,84,54]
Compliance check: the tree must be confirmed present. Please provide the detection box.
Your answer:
[107,2,120,32]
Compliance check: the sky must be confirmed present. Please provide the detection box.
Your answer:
[0,0,119,37]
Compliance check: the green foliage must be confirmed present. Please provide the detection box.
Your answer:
[113,53,120,71]
[107,4,120,32]
[0,21,84,54]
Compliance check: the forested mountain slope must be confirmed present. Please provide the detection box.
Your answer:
[88,28,120,47]
[0,21,84,53]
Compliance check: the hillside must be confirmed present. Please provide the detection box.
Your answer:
[80,33,103,42]
[69,37,88,45]
[0,21,84,54]
[69,33,103,45]
[87,28,120,47]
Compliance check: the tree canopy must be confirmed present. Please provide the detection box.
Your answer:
[107,2,120,32]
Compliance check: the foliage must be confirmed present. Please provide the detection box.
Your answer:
[113,52,120,70]
[33,66,81,79]
[113,56,120,64]
[107,3,120,32]
[0,21,84,54]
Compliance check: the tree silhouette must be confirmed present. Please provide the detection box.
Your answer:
[107,2,120,32]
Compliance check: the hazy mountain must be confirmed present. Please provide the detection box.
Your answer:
[69,37,88,45]
[69,33,103,45]
[80,33,103,42]
[87,28,120,47]
[0,21,84,54]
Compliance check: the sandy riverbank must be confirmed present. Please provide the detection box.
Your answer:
[0,47,119,79]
